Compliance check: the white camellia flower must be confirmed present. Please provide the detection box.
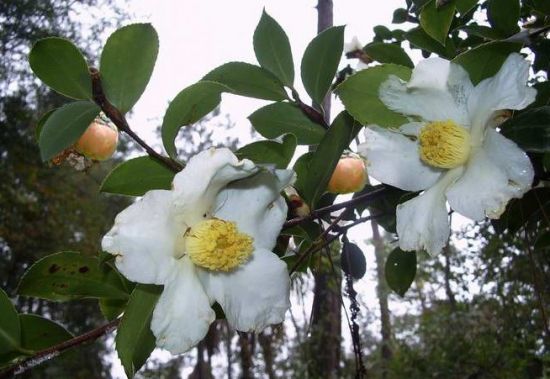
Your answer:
[102,148,294,354]
[358,53,536,255]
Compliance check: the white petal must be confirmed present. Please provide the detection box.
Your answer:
[408,57,451,91]
[359,126,443,191]
[102,190,177,285]
[213,169,293,250]
[151,260,215,354]
[396,170,459,255]
[446,129,534,221]
[199,249,290,332]
[468,53,536,139]
[172,148,258,226]
[379,59,471,124]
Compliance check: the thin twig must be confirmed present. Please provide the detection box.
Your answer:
[0,319,120,378]
[283,186,387,229]
[89,67,183,173]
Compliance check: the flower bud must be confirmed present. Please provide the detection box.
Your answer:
[74,119,118,161]
[327,156,367,194]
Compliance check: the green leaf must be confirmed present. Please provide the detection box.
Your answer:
[405,27,455,58]
[459,25,501,41]
[100,23,159,114]
[301,25,345,106]
[203,62,287,101]
[392,8,409,23]
[19,315,73,351]
[297,112,356,208]
[364,42,414,68]
[452,41,521,84]
[531,0,550,15]
[487,0,520,37]
[18,252,129,301]
[101,156,175,196]
[419,0,456,45]
[161,81,225,159]
[29,37,92,99]
[35,109,55,142]
[99,298,128,321]
[500,107,550,153]
[116,284,161,378]
[455,0,478,15]
[492,188,550,234]
[253,10,294,86]
[248,102,325,145]
[385,248,417,296]
[0,289,21,355]
[236,134,297,169]
[38,101,100,161]
[337,64,411,128]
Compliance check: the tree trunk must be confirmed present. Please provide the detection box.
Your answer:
[371,221,393,378]
[238,332,254,379]
[307,2,341,378]
[258,329,276,379]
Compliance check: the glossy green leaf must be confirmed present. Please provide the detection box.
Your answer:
[500,107,550,153]
[35,109,55,142]
[253,10,294,86]
[248,102,325,145]
[385,248,417,296]
[116,284,161,378]
[38,101,100,161]
[419,0,456,45]
[364,42,414,68]
[29,37,92,99]
[19,315,73,351]
[487,0,520,37]
[405,27,455,58]
[392,8,409,23]
[0,289,20,355]
[301,25,345,106]
[161,81,225,159]
[236,134,297,169]
[18,252,129,301]
[99,298,128,321]
[203,62,287,101]
[101,156,175,196]
[452,41,521,84]
[337,64,411,128]
[100,23,159,114]
[297,112,356,208]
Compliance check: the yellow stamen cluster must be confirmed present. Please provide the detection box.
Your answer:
[419,120,471,169]
[185,219,253,272]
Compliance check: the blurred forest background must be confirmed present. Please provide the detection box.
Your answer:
[1,0,549,378]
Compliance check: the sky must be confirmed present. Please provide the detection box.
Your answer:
[94,0,447,376]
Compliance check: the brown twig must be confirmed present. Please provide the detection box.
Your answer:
[283,186,387,229]
[0,319,120,378]
[89,67,183,173]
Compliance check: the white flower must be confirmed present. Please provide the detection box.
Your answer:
[358,53,536,255]
[102,148,294,354]
[344,36,363,54]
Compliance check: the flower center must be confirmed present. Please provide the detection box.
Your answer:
[185,219,253,272]
[418,120,471,169]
